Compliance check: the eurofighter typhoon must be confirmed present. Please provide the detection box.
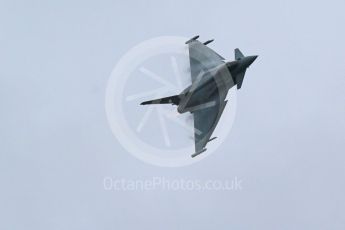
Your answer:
[141,36,257,157]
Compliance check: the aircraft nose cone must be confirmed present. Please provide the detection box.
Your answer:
[243,55,258,68]
[248,55,258,64]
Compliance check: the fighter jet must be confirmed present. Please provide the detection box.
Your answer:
[141,35,257,157]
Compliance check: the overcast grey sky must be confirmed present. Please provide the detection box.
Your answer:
[1,0,345,229]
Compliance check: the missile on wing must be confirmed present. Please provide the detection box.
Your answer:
[203,39,214,45]
[207,137,217,143]
[185,35,200,44]
[191,148,207,158]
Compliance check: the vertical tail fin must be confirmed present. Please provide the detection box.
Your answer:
[235,48,244,60]
[235,71,246,89]
[235,48,246,89]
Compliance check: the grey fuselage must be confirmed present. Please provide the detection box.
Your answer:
[177,55,257,113]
